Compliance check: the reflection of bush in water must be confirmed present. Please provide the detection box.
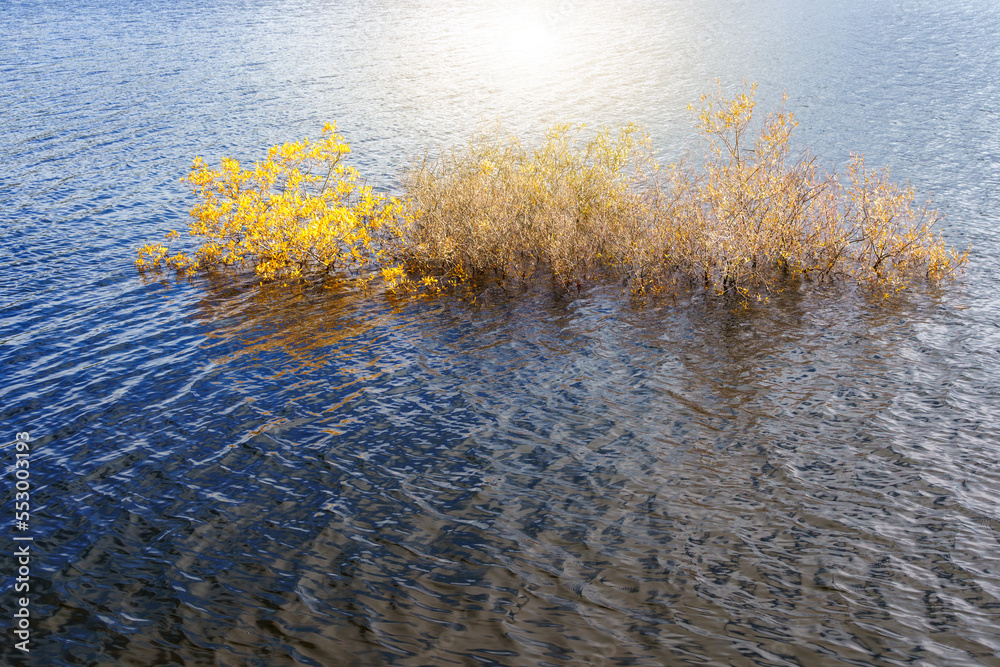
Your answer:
[195,278,393,377]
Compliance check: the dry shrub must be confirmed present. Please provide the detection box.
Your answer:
[660,83,968,301]
[662,84,848,297]
[843,155,966,292]
[399,121,661,291]
[398,84,968,303]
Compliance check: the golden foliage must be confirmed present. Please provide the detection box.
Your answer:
[135,122,406,284]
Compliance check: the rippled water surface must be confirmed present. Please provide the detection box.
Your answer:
[3,1,1000,665]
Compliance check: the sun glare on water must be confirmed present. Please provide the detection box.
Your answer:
[495,15,556,68]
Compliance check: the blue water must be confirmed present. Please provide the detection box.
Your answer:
[2,1,1000,665]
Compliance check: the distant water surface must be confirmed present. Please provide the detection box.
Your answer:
[2,1,999,665]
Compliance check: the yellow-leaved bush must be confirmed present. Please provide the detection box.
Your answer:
[137,85,968,304]
[136,122,406,284]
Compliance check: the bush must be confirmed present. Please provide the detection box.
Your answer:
[138,85,968,304]
[398,83,967,302]
[136,122,406,285]
[399,120,661,290]
[662,83,968,300]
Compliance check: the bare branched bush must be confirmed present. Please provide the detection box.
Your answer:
[664,84,850,297]
[397,83,967,304]
[399,121,661,291]
[660,83,968,302]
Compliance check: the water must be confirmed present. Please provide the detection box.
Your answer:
[2,1,1000,665]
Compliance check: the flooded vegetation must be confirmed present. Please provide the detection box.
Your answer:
[2,1,999,665]
[141,86,966,309]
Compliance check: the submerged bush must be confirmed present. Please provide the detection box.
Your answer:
[400,83,967,302]
[136,122,406,285]
[400,120,662,290]
[137,85,968,303]
[662,83,967,300]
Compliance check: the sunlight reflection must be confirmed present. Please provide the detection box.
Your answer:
[373,0,699,148]
[493,12,557,70]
